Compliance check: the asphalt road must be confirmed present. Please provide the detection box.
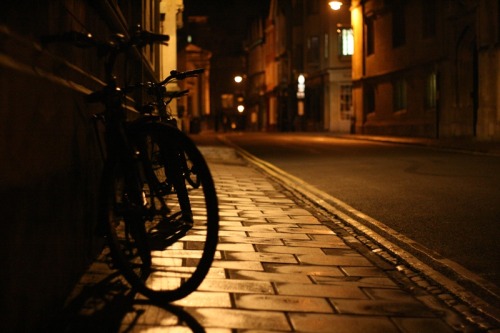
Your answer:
[203,132,500,289]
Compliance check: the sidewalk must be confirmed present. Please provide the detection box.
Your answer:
[50,144,497,332]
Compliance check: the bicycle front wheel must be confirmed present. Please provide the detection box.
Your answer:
[182,150,201,189]
[104,122,219,302]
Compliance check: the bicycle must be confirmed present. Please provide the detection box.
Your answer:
[41,28,219,302]
[137,70,203,190]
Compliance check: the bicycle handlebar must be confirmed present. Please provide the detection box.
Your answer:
[130,29,170,48]
[159,68,205,85]
[41,28,198,108]
[129,68,204,98]
[174,68,205,79]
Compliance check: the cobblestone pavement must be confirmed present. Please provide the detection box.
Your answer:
[50,145,497,332]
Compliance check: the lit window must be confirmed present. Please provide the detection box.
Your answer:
[340,85,353,120]
[338,28,354,56]
[425,72,437,109]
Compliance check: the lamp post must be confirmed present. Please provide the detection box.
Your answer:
[233,75,246,130]
[295,74,306,130]
[234,75,245,113]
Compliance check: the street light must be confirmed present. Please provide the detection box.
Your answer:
[234,75,243,83]
[328,1,342,10]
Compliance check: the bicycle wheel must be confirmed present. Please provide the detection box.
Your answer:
[103,121,219,302]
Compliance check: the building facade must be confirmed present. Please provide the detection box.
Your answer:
[295,0,353,132]
[246,0,353,132]
[351,0,500,139]
[177,42,212,132]
[246,18,268,131]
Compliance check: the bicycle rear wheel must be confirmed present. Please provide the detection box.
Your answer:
[102,122,219,302]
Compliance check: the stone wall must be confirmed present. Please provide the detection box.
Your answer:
[0,1,156,331]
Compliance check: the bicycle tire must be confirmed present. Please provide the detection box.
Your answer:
[102,122,219,302]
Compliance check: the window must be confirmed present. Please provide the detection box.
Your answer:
[338,27,354,56]
[340,85,353,120]
[293,43,304,71]
[307,36,320,64]
[325,33,329,59]
[365,85,375,114]
[293,0,304,26]
[422,1,436,38]
[393,79,407,111]
[307,0,319,15]
[392,3,406,47]
[425,72,437,109]
[366,17,374,55]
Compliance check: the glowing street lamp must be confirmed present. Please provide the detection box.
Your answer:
[237,105,245,113]
[234,75,243,83]
[297,74,305,99]
[328,1,342,10]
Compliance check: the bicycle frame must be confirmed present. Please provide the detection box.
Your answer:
[136,69,205,189]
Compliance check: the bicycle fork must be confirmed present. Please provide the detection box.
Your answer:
[160,142,194,225]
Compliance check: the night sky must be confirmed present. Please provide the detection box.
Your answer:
[182,0,270,56]
[183,0,270,25]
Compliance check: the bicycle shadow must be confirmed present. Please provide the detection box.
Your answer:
[43,260,205,332]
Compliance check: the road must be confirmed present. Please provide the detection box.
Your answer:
[209,132,500,291]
